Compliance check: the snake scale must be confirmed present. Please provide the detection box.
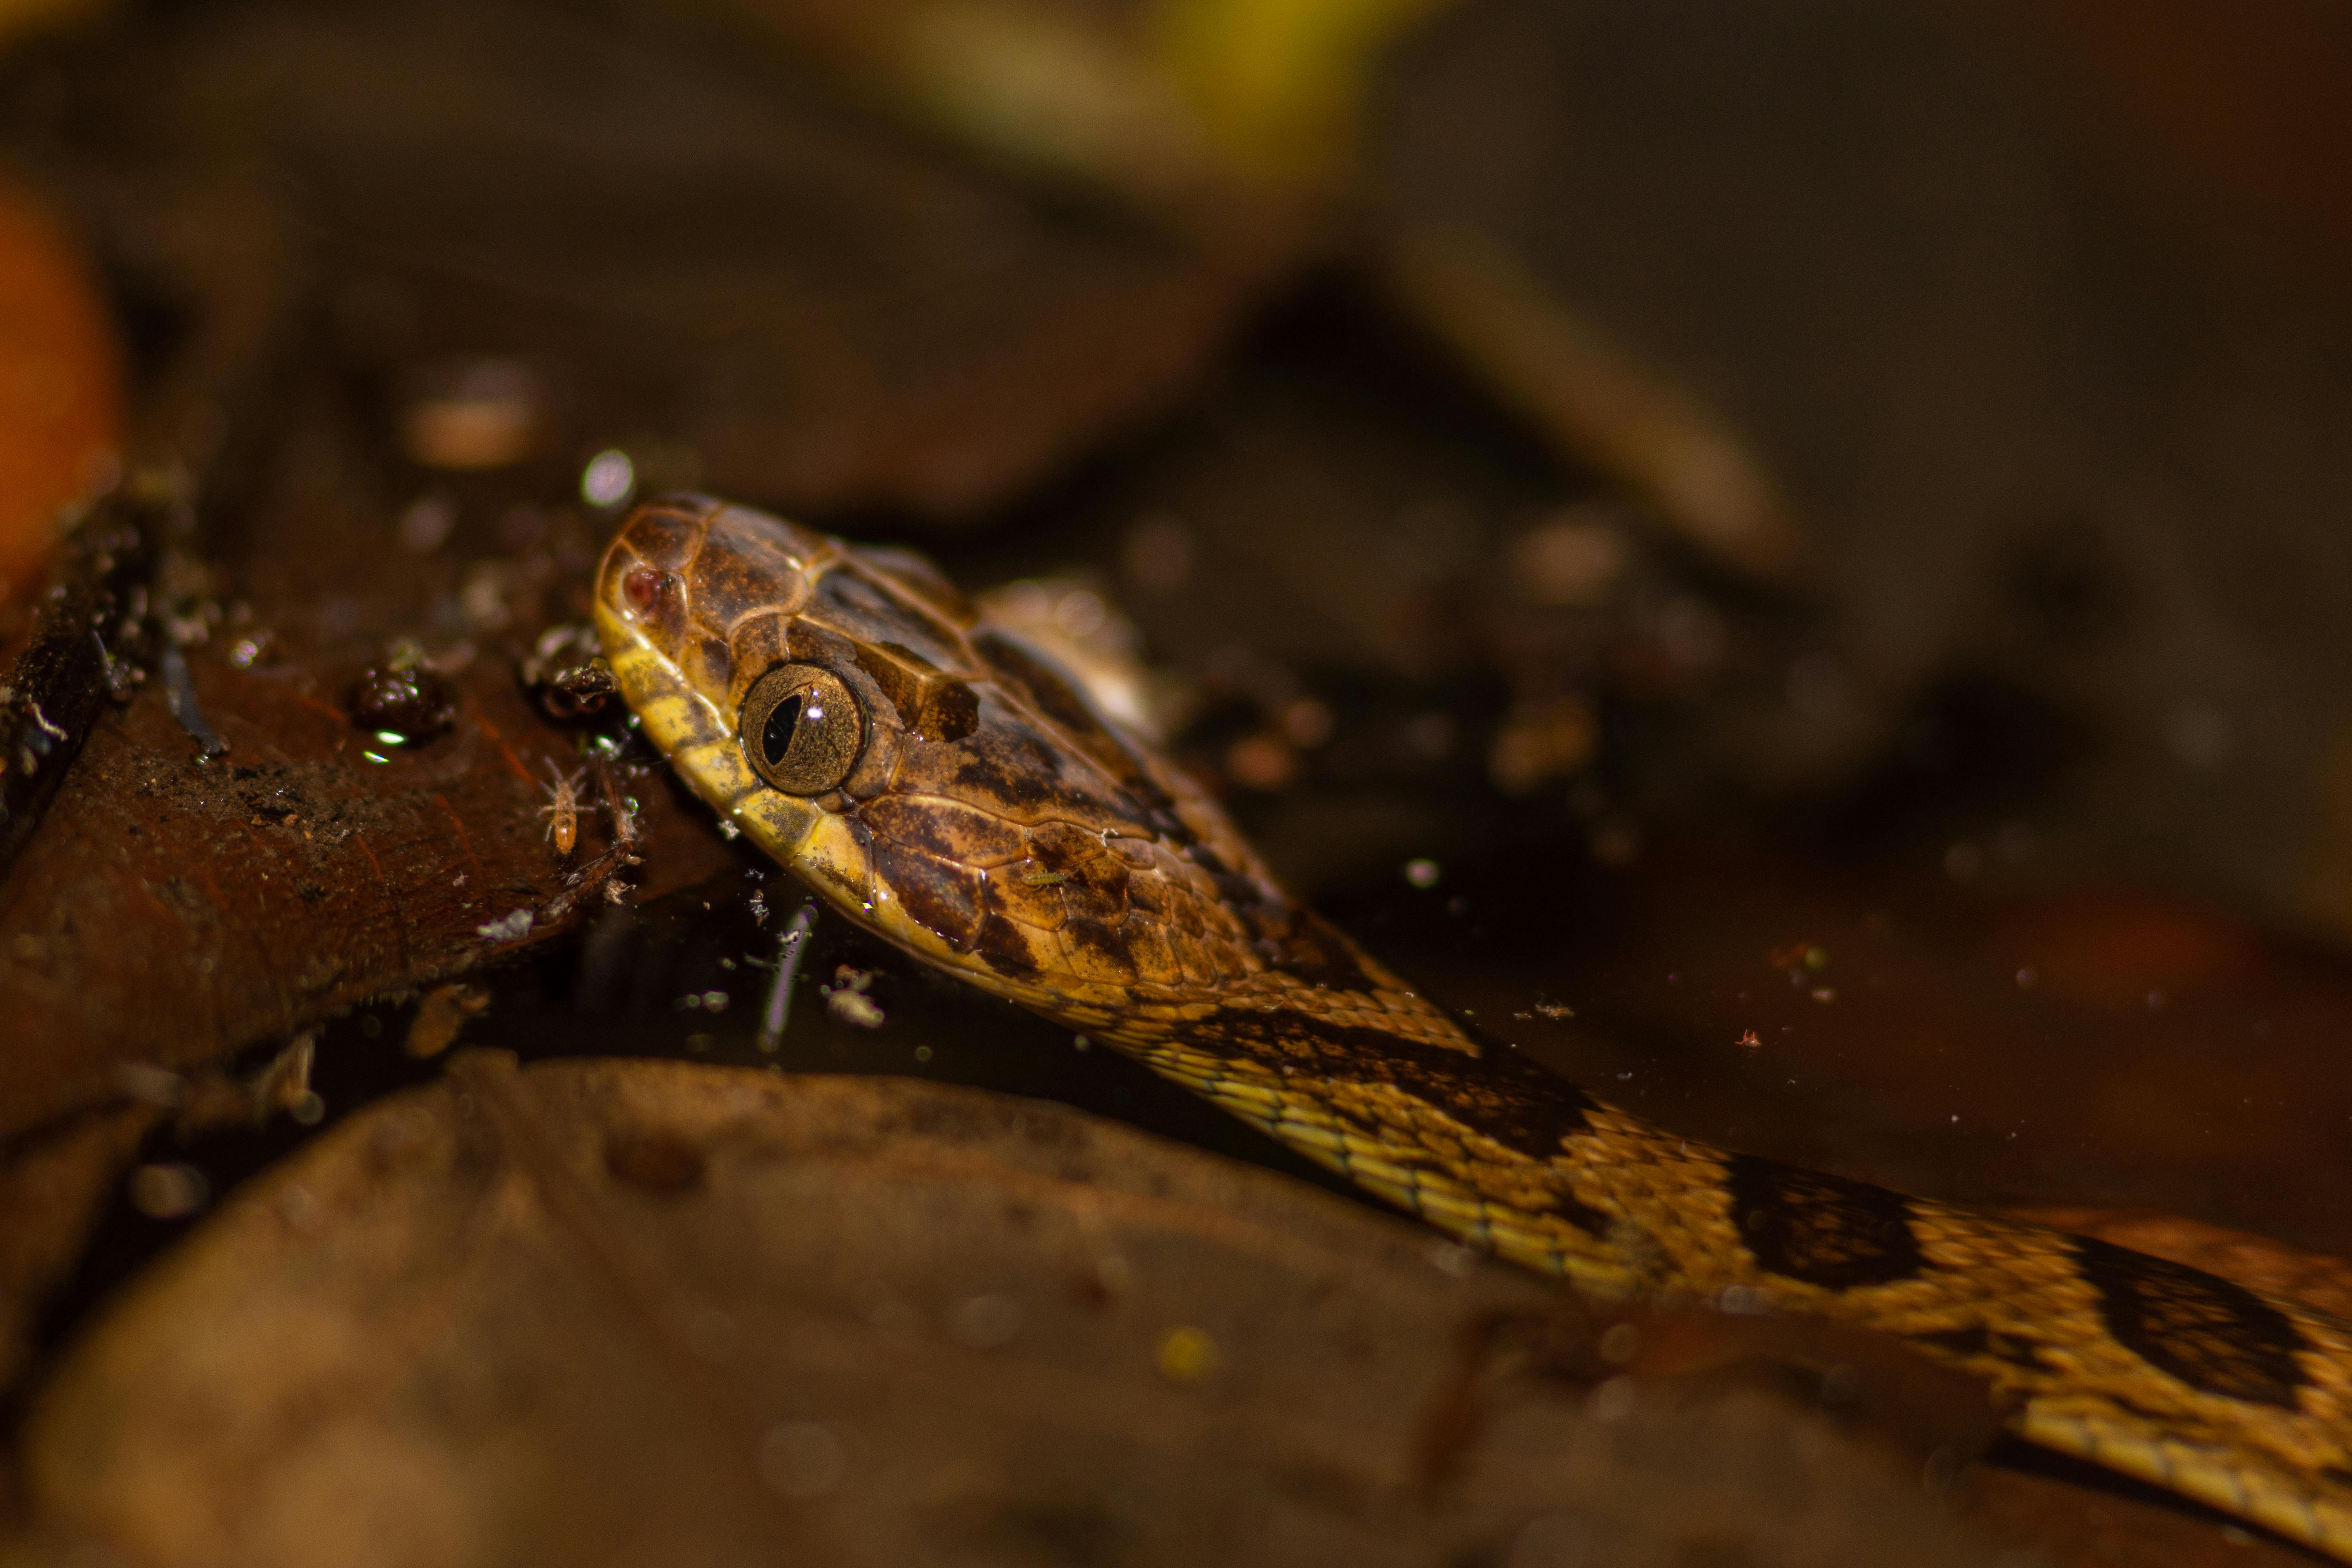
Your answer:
[594,495,2352,1558]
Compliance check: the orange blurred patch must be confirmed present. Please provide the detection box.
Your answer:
[1990,888,2257,1008]
[2042,0,2352,262]
[0,177,122,609]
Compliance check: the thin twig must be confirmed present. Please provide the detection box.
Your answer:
[757,901,818,1054]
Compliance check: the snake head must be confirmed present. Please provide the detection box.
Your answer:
[593,496,1348,1017]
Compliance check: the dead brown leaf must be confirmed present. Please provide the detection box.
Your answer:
[73,1,1292,521]
[14,1058,2006,1568]
[0,654,736,1146]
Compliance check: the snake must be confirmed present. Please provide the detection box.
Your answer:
[592,494,2352,1559]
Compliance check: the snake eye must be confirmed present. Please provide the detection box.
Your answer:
[739,663,864,794]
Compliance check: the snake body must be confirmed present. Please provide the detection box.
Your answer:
[595,496,2352,1558]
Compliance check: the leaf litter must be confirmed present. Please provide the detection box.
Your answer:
[14,1056,2008,1568]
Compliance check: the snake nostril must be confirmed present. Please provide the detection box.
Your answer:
[622,565,666,611]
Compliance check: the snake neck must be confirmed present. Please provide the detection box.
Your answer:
[1023,941,1660,1291]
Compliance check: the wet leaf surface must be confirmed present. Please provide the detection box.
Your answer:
[16,1057,2012,1568]
[0,645,737,1144]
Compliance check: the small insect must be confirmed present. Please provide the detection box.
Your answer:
[534,756,645,923]
[539,760,585,855]
[825,965,886,1029]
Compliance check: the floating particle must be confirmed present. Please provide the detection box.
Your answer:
[476,908,533,943]
[1509,513,1628,607]
[345,662,456,742]
[128,1162,208,1220]
[1785,651,1848,720]
[396,493,456,552]
[1224,733,1295,790]
[1488,696,1597,795]
[949,1293,1023,1349]
[1403,712,1454,759]
[1278,698,1332,747]
[829,991,886,1028]
[580,448,636,509]
[1123,516,1193,591]
[2165,701,2234,770]
[1156,1325,1218,1383]
[401,358,541,470]
[1589,820,1642,866]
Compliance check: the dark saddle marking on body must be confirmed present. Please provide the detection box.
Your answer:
[1727,1155,1926,1291]
[2072,1235,2310,1409]
[1194,1006,1611,1235]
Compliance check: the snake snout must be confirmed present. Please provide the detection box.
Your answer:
[597,496,832,656]
[593,496,710,649]
[602,494,711,575]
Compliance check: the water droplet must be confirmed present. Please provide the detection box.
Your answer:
[129,1163,209,1219]
[1155,1325,1218,1383]
[949,1293,1023,1349]
[580,448,636,509]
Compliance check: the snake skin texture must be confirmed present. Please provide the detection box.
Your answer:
[595,495,2352,1558]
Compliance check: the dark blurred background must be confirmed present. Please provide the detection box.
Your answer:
[12,0,2352,917]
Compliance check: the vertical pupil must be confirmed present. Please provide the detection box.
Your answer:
[763,693,803,766]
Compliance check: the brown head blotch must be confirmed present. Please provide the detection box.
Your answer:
[870,839,986,949]
[688,504,819,631]
[852,639,980,743]
[612,498,709,572]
